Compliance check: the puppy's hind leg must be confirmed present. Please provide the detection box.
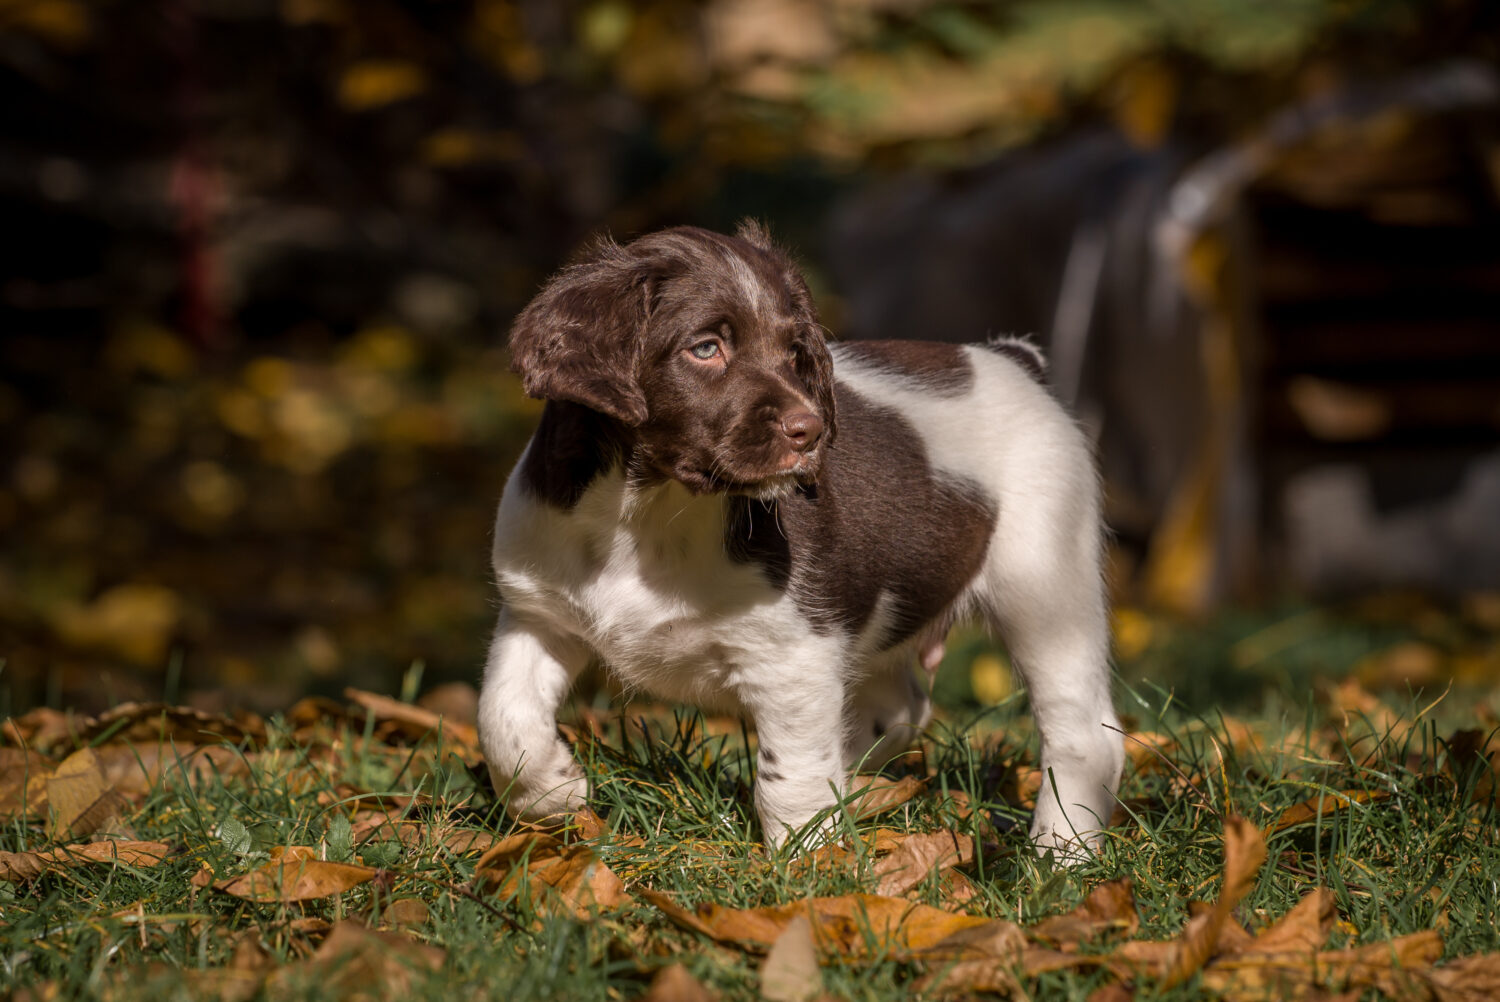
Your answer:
[982,499,1123,859]
[477,611,592,821]
[844,653,932,773]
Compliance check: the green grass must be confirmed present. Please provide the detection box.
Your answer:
[4,604,1500,999]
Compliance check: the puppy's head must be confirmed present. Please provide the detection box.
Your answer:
[509,221,835,497]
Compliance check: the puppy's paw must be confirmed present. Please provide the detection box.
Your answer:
[1028,820,1103,867]
[492,764,588,823]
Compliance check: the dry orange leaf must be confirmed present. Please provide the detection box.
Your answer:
[847,775,925,820]
[1115,815,1267,988]
[474,832,627,919]
[0,748,54,821]
[1028,879,1140,948]
[1270,790,1390,834]
[1425,950,1500,1001]
[0,839,170,882]
[1200,928,1443,1000]
[642,888,1008,961]
[1235,887,1336,956]
[73,702,265,749]
[214,845,377,902]
[44,747,129,839]
[264,921,444,1000]
[344,687,480,753]
[873,830,974,897]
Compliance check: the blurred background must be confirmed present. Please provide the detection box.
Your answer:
[2,0,1498,719]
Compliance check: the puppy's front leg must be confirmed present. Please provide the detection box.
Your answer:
[477,611,591,821]
[743,667,847,848]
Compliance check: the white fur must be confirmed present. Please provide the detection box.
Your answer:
[478,343,1123,853]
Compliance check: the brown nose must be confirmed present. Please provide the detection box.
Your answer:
[780,411,824,452]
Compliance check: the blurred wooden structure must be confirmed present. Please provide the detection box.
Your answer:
[833,63,1500,609]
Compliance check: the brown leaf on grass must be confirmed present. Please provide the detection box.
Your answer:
[92,742,249,801]
[642,889,1003,960]
[1114,815,1267,988]
[44,747,129,839]
[847,775,925,819]
[1189,899,1255,954]
[1270,790,1390,834]
[1029,879,1140,949]
[761,914,824,1002]
[640,963,718,1002]
[264,921,444,1002]
[1426,951,1500,1002]
[1200,928,1443,1000]
[2,706,74,751]
[214,845,377,902]
[344,687,481,753]
[873,830,975,897]
[474,832,627,919]
[73,702,265,749]
[1231,888,1336,956]
[381,897,430,929]
[0,839,170,881]
[0,748,53,820]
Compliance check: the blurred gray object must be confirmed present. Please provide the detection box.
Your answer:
[829,62,1500,606]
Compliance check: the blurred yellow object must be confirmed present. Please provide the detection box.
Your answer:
[1112,606,1154,661]
[970,653,1012,706]
[106,322,193,380]
[50,584,181,666]
[337,60,426,111]
[0,0,89,48]
[341,326,418,372]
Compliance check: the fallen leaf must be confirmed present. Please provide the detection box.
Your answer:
[345,687,480,750]
[72,702,265,749]
[0,748,54,821]
[1200,929,1443,1000]
[1426,950,1500,1002]
[92,742,249,800]
[1,706,74,750]
[873,830,974,897]
[847,775,925,820]
[1115,815,1267,987]
[1029,879,1140,948]
[264,921,444,1001]
[45,747,128,839]
[642,889,1003,960]
[761,914,823,1002]
[1231,888,1336,956]
[474,832,627,919]
[0,839,170,881]
[381,898,430,929]
[215,845,377,902]
[1270,791,1390,834]
[641,963,717,1002]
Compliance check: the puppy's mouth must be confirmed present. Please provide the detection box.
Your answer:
[691,451,822,499]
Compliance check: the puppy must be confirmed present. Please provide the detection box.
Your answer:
[477,222,1123,852]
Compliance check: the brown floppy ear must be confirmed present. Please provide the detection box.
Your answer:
[508,236,653,426]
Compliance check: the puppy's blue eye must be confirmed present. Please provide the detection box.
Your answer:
[690,341,720,360]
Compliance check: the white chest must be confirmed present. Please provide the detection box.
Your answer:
[493,476,808,706]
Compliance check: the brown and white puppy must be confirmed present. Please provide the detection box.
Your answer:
[478,222,1123,852]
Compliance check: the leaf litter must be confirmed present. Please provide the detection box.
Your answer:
[2,678,1499,999]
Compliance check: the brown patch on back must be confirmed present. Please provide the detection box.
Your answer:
[835,340,975,396]
[727,384,995,647]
